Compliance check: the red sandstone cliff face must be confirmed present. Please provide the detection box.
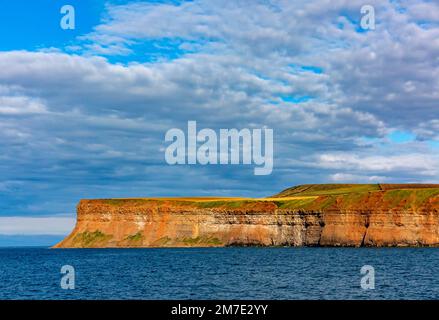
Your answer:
[54,186,439,248]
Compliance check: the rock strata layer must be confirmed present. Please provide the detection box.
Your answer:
[54,184,439,248]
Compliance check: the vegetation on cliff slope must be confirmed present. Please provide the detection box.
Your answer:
[71,230,112,247]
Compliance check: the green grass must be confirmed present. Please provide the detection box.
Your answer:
[72,230,112,246]
[273,197,318,209]
[275,184,381,197]
[125,232,143,242]
[317,195,339,210]
[336,192,368,207]
[95,184,439,211]
[180,236,223,246]
[384,189,439,208]
[274,188,439,211]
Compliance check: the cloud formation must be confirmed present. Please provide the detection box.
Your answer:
[0,216,75,235]
[0,0,438,226]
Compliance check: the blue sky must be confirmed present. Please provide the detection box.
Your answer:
[0,0,438,246]
[0,1,103,50]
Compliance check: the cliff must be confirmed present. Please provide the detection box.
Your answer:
[54,184,439,248]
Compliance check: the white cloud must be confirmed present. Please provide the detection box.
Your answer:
[0,1,438,217]
[0,95,47,115]
[330,173,388,183]
[318,153,439,176]
[0,216,75,235]
[406,1,439,21]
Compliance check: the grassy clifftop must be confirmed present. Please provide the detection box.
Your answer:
[271,184,439,210]
[274,183,439,197]
[88,184,439,212]
[274,184,381,197]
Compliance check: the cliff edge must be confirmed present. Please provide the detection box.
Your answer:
[54,184,439,248]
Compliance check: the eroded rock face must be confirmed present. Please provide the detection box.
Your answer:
[54,185,439,248]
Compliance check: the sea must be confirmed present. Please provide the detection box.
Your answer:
[0,247,438,300]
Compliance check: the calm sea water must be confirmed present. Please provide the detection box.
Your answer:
[0,247,438,300]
